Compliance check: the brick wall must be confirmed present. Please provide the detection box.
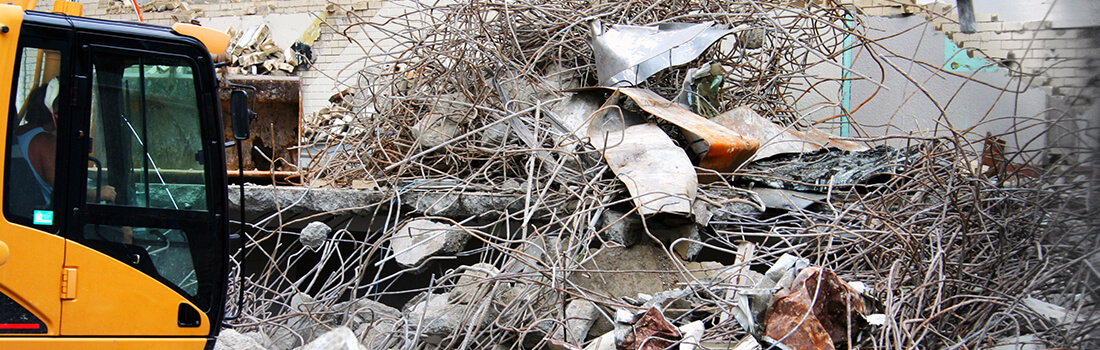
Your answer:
[832,0,1100,110]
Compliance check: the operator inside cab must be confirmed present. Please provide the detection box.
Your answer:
[9,63,116,227]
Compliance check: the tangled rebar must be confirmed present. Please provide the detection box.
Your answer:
[221,1,1099,349]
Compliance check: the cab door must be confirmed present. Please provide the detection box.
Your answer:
[0,11,72,337]
[57,30,227,339]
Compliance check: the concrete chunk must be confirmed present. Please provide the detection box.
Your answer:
[390,220,470,269]
[300,221,331,251]
[299,327,366,350]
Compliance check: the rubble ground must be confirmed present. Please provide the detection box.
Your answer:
[217,1,1099,350]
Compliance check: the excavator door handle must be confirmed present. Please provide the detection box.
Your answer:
[0,240,8,266]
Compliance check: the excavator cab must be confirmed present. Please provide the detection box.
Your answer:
[0,3,230,349]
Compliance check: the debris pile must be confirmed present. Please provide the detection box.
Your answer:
[223,24,308,76]
[105,0,203,22]
[222,1,1099,350]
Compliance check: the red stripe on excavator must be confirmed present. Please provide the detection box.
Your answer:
[0,323,41,329]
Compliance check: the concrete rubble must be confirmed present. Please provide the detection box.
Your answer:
[389,219,470,270]
[216,1,1098,350]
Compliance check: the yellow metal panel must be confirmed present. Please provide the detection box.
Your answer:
[8,0,38,11]
[50,1,81,16]
[171,23,229,55]
[0,337,208,349]
[0,226,65,337]
[60,241,209,337]
[0,4,64,337]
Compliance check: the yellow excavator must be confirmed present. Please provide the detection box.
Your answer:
[0,1,240,348]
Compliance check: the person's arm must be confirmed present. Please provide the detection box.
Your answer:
[87,185,116,202]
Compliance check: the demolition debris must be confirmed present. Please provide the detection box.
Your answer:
[217,1,1099,350]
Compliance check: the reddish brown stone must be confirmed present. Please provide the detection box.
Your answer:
[618,308,682,350]
[764,267,867,350]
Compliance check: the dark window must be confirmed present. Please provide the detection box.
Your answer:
[75,47,219,311]
[5,44,64,230]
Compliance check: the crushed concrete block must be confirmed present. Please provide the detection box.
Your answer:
[300,221,331,251]
[571,244,686,337]
[356,318,400,350]
[596,210,642,247]
[268,293,321,350]
[563,299,600,344]
[639,288,695,319]
[214,329,266,350]
[411,113,463,148]
[390,219,470,269]
[449,263,501,304]
[299,327,366,350]
[334,298,401,329]
[405,292,497,345]
[244,332,270,349]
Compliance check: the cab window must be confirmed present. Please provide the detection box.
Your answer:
[76,48,216,306]
[5,44,64,229]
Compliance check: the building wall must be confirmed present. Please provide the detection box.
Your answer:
[847,15,1050,156]
[835,0,1097,158]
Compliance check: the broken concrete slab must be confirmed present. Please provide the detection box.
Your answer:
[571,244,687,337]
[356,318,400,350]
[589,94,697,218]
[449,263,501,304]
[403,189,530,218]
[570,244,687,301]
[214,329,267,350]
[230,185,534,223]
[389,219,470,269]
[268,293,321,350]
[299,326,366,350]
[564,299,600,344]
[230,185,386,216]
[412,112,464,147]
[405,292,497,346]
[333,298,402,329]
[596,209,643,247]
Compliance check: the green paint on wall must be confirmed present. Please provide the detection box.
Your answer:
[944,37,1002,72]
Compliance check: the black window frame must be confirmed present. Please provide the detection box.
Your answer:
[3,23,75,233]
[68,36,227,322]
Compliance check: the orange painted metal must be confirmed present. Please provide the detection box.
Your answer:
[574,87,760,174]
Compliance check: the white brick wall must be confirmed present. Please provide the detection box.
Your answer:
[913,5,1099,110]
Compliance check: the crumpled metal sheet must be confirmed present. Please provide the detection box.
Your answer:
[590,22,732,86]
[711,106,868,162]
[575,87,759,174]
[764,267,867,350]
[588,91,697,218]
